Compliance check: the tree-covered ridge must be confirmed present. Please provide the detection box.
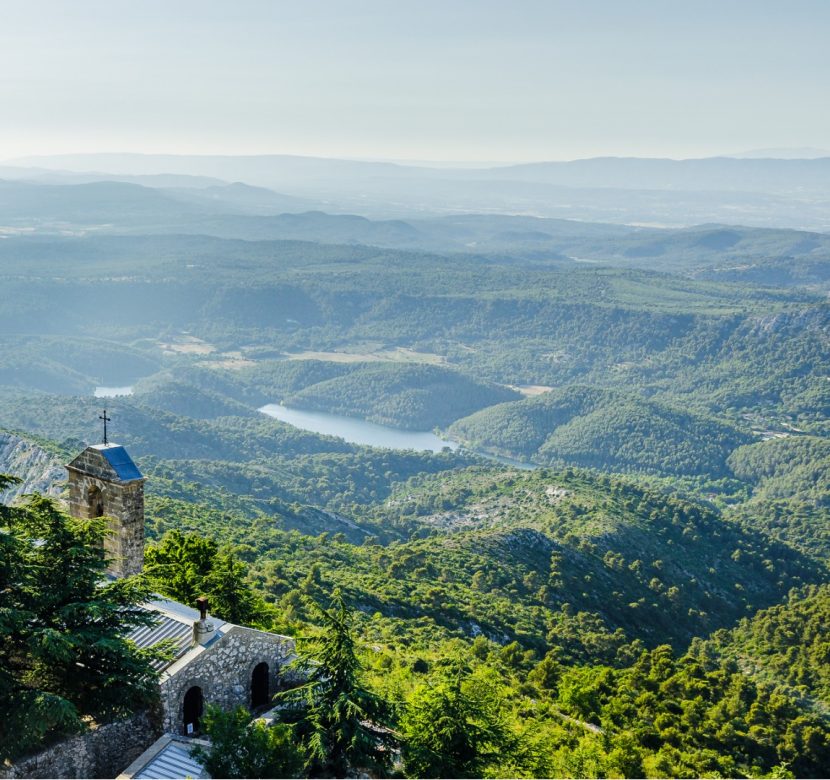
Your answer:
[132,370,257,419]
[552,642,830,778]
[650,305,830,435]
[235,359,356,400]
[448,386,749,476]
[228,467,823,657]
[0,334,160,396]
[728,436,830,494]
[726,436,830,560]
[281,362,519,430]
[709,584,830,710]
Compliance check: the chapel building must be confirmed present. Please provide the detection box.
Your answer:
[65,440,295,738]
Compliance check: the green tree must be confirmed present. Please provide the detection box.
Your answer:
[528,651,563,693]
[191,705,304,779]
[401,657,516,778]
[144,531,262,626]
[144,529,217,606]
[275,593,395,777]
[0,483,162,760]
[204,548,259,625]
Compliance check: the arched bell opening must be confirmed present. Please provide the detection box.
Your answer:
[87,484,104,518]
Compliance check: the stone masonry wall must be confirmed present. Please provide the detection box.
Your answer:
[67,455,144,577]
[0,711,161,780]
[159,627,296,734]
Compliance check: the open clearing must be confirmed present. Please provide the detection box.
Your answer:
[158,335,216,355]
[284,347,446,365]
[511,384,554,396]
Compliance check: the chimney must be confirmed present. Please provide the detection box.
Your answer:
[193,596,216,646]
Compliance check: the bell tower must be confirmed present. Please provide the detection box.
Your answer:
[66,440,145,577]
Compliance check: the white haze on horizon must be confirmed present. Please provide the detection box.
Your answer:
[0,0,828,163]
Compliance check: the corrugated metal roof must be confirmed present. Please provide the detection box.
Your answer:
[147,597,226,629]
[124,599,230,672]
[92,443,143,482]
[134,740,206,780]
[127,610,193,671]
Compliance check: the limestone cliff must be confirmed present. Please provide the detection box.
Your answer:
[0,431,65,504]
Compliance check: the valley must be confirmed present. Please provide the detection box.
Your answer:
[4,5,830,776]
[1,166,829,778]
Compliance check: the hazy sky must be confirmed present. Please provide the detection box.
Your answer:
[2,0,828,162]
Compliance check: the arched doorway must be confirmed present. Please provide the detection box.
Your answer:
[183,686,203,735]
[87,485,104,518]
[251,662,269,710]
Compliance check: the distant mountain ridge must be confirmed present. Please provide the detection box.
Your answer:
[0,177,314,223]
[487,155,830,193]
[0,178,828,288]
[9,152,830,193]
[6,152,830,230]
[727,147,830,159]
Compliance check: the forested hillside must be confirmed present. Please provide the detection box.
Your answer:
[280,363,518,429]
[1,200,828,777]
[710,584,830,710]
[726,437,830,560]
[138,466,830,777]
[448,386,749,476]
[1,232,826,432]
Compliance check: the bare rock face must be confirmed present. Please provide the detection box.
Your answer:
[0,431,65,504]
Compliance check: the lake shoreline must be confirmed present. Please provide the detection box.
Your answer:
[259,402,536,470]
[259,403,459,453]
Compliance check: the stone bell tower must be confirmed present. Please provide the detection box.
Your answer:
[66,436,145,578]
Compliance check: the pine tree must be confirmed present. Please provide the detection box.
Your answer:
[275,592,396,777]
[0,484,163,761]
[143,529,218,606]
[191,705,304,779]
[204,548,259,625]
[144,532,261,626]
[401,657,515,778]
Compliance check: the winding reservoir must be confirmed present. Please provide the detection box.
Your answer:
[259,404,459,453]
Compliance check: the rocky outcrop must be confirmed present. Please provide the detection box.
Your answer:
[0,431,65,504]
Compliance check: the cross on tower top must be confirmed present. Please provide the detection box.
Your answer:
[99,409,111,445]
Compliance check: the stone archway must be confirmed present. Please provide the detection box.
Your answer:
[251,661,269,710]
[183,685,203,735]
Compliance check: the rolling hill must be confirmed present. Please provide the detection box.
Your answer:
[448,385,750,477]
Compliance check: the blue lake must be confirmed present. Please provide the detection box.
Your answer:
[259,404,459,453]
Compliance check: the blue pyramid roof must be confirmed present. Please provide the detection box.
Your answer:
[91,443,143,482]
